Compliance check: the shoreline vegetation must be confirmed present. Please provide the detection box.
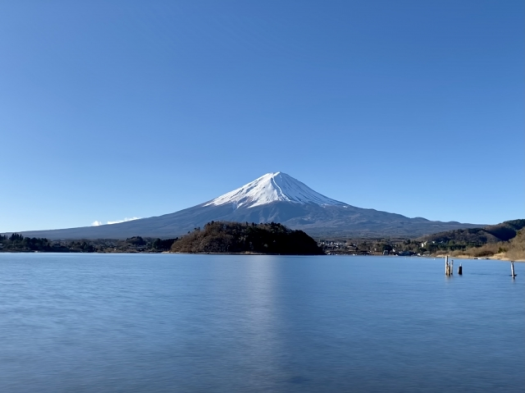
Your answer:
[321,219,525,261]
[0,222,324,256]
[1,220,523,261]
[0,233,178,254]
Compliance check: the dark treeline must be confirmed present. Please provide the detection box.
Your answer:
[171,221,324,255]
[0,234,178,253]
[0,233,54,252]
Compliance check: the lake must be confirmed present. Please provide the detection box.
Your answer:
[0,253,523,392]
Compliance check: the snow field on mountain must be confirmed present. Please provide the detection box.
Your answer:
[204,172,346,209]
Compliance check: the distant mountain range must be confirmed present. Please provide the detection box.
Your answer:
[16,172,481,240]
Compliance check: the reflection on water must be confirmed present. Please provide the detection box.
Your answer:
[0,254,523,393]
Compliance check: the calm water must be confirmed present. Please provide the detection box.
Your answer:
[0,254,523,393]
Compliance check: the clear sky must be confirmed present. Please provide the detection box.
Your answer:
[1,0,523,232]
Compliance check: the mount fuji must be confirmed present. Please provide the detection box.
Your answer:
[19,172,477,240]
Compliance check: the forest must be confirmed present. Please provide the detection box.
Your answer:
[171,221,324,255]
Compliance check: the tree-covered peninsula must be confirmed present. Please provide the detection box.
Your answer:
[170,221,324,255]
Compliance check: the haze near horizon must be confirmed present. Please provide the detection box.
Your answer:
[0,1,523,232]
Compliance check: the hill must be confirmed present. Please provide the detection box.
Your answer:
[417,219,525,260]
[170,221,324,255]
[420,219,525,246]
[445,227,525,261]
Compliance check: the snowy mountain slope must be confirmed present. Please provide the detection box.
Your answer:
[17,172,480,239]
[205,172,346,208]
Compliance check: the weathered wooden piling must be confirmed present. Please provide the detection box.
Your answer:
[445,255,453,276]
[458,263,462,275]
[510,261,516,278]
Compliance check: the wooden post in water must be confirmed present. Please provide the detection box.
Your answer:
[510,261,516,278]
[458,263,462,275]
[445,255,453,276]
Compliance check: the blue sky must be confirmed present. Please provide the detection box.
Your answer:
[1,0,523,232]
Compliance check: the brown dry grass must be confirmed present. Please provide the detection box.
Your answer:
[448,229,525,261]
[505,229,525,260]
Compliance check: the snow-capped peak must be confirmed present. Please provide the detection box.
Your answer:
[204,172,346,209]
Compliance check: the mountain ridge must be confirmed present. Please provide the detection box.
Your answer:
[12,172,482,240]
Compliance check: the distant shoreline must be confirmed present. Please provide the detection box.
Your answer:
[436,253,524,262]
[1,250,524,262]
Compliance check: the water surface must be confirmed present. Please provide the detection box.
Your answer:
[0,254,523,392]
